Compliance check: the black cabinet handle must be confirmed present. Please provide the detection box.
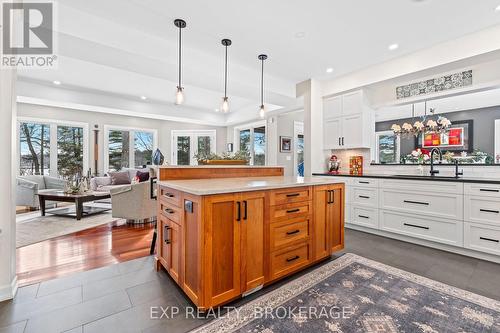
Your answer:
[480,189,500,193]
[286,193,300,198]
[286,208,300,213]
[286,230,300,235]
[164,225,171,244]
[236,201,241,222]
[359,181,370,184]
[164,208,174,214]
[331,190,335,204]
[341,137,344,146]
[286,255,300,262]
[243,200,248,220]
[403,223,429,230]
[480,237,499,243]
[359,195,370,199]
[339,137,341,146]
[480,209,500,214]
[358,215,370,219]
[164,193,175,198]
[150,177,157,200]
[404,200,429,206]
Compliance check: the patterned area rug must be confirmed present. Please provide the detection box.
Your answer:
[193,253,500,333]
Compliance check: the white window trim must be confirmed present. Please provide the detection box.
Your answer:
[17,117,90,177]
[375,130,401,164]
[293,121,304,177]
[171,129,217,165]
[103,125,158,172]
[233,120,267,166]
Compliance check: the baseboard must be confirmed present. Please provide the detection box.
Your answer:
[0,276,18,302]
[346,224,500,264]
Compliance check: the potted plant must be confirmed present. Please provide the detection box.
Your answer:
[194,150,250,165]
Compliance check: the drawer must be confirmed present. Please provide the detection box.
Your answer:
[270,217,310,250]
[464,195,500,226]
[350,205,378,229]
[269,187,311,206]
[159,186,182,207]
[380,189,463,220]
[350,187,378,208]
[380,179,463,194]
[379,210,463,247]
[270,201,311,221]
[465,183,500,198]
[464,222,500,256]
[159,201,181,224]
[351,178,378,188]
[270,242,311,281]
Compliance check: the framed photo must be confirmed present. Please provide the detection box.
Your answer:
[280,136,292,152]
[415,120,473,153]
[226,143,233,152]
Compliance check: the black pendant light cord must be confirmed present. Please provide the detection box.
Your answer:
[261,59,264,105]
[224,44,228,98]
[178,25,182,88]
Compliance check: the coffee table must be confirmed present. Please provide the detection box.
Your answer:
[37,191,111,220]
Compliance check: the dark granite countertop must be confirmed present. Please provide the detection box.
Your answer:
[312,173,500,184]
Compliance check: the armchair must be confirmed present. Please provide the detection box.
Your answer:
[110,181,156,223]
[16,175,67,209]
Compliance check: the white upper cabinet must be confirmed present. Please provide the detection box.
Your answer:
[322,90,373,150]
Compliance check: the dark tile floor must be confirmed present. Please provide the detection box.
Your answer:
[1,229,500,333]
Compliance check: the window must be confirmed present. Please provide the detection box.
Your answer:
[235,122,266,166]
[18,118,89,179]
[171,130,216,165]
[375,131,400,164]
[104,126,157,172]
[294,121,304,177]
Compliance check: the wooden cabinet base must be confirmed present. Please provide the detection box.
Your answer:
[155,183,344,309]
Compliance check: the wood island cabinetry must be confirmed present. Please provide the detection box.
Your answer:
[155,177,344,310]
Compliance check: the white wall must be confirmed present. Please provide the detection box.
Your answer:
[276,111,304,176]
[17,103,226,175]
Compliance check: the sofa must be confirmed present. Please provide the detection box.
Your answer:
[110,181,157,223]
[16,175,67,209]
[90,167,152,193]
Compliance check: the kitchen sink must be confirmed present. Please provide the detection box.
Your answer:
[390,175,460,180]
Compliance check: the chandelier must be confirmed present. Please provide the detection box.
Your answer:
[391,102,451,137]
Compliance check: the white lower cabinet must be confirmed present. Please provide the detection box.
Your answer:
[379,210,463,247]
[464,222,500,256]
[464,195,500,226]
[351,206,378,229]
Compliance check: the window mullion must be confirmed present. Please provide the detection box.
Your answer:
[50,123,58,177]
[129,130,135,168]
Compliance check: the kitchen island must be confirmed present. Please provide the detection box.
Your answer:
[155,175,345,309]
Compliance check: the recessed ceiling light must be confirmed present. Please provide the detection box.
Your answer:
[295,32,305,38]
[215,108,219,112]
[140,95,147,100]
[496,4,500,11]
[326,67,334,73]
[388,43,399,51]
[53,80,61,85]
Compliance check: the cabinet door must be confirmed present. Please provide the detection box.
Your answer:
[158,215,171,270]
[342,114,363,148]
[342,90,363,115]
[323,117,342,149]
[328,186,344,252]
[323,95,342,120]
[240,192,265,292]
[313,186,330,260]
[205,194,241,306]
[168,220,181,283]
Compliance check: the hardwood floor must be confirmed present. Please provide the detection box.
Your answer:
[16,219,155,287]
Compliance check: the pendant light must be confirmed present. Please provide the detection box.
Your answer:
[258,54,268,118]
[221,39,232,113]
[174,19,186,105]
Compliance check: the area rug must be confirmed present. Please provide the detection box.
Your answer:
[193,253,500,333]
[16,209,116,248]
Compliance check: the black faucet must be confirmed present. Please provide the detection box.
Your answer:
[430,148,442,176]
[454,159,463,178]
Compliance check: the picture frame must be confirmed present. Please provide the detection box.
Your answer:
[280,136,292,152]
[414,119,473,153]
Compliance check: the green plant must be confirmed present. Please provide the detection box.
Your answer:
[193,150,250,162]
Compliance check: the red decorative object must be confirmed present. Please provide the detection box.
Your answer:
[423,127,464,148]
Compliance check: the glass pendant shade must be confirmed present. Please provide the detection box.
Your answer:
[259,105,265,118]
[175,87,184,105]
[221,97,229,113]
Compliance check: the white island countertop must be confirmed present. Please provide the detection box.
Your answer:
[157,176,344,195]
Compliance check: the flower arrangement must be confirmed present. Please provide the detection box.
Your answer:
[194,150,251,165]
[405,148,430,165]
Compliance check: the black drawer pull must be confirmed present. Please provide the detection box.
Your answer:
[164,208,175,214]
[359,195,370,199]
[286,230,300,235]
[358,215,370,219]
[164,193,175,198]
[403,223,429,230]
[480,189,500,193]
[164,226,171,244]
[286,208,301,213]
[286,255,300,262]
[359,181,370,184]
[480,209,500,214]
[404,200,429,206]
[286,193,300,197]
[480,237,499,243]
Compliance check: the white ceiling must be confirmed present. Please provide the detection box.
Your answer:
[17,0,500,123]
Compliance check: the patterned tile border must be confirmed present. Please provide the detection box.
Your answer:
[396,70,473,99]
[192,253,500,333]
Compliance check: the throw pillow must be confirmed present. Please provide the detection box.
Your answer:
[108,171,131,185]
[136,170,150,182]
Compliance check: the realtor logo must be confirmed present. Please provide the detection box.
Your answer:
[1,1,57,68]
